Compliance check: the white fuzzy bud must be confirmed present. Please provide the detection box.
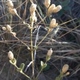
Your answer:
[46,48,53,61]
[2,27,6,31]
[47,4,56,15]
[8,7,18,15]
[62,64,69,74]
[30,3,37,14]
[30,12,37,22]
[44,0,51,8]
[47,48,53,56]
[50,18,58,28]
[7,0,14,8]
[8,51,14,60]
[65,72,70,76]
[6,25,12,32]
[53,5,62,13]
[34,16,37,22]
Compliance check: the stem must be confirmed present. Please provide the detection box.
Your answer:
[11,63,31,80]
[31,28,34,76]
[10,14,12,25]
[30,21,34,78]
[37,32,49,46]
[21,72,32,80]
[14,36,30,50]
[15,67,31,80]
[30,0,33,3]
[36,68,43,79]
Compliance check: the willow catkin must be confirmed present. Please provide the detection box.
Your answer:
[8,51,14,60]
[2,27,6,31]
[53,5,62,13]
[47,48,53,57]
[7,0,14,8]
[46,48,53,61]
[47,4,56,15]
[49,18,58,28]
[44,0,51,8]
[8,7,18,15]
[30,3,37,14]
[30,12,37,22]
[62,64,69,74]
[6,25,12,32]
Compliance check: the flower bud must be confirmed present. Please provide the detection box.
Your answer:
[47,4,56,16]
[49,18,58,28]
[8,7,18,15]
[8,51,14,60]
[47,48,53,57]
[2,27,6,31]
[46,48,53,61]
[7,0,14,8]
[30,12,37,22]
[34,16,37,22]
[53,5,62,13]
[65,72,70,76]
[44,0,51,8]
[6,25,12,32]
[41,61,47,69]
[62,64,69,74]
[19,63,25,72]
[30,3,37,14]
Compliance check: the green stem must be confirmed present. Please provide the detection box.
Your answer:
[10,14,12,25]
[11,63,31,80]
[21,71,32,80]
